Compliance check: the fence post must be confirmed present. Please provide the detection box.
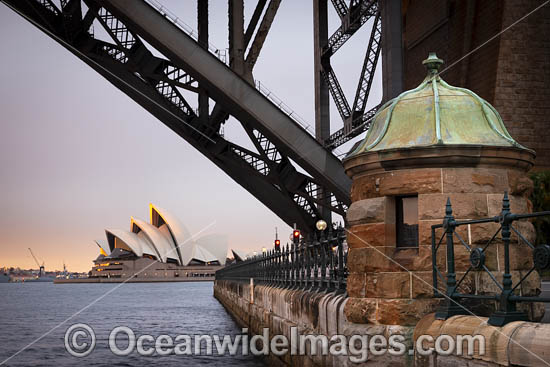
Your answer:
[431,226,439,297]
[488,192,528,326]
[311,235,319,291]
[320,230,327,291]
[291,242,296,288]
[436,198,466,319]
[327,226,336,292]
[250,277,254,304]
[299,238,305,288]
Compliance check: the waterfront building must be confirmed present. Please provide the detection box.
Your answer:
[89,204,227,281]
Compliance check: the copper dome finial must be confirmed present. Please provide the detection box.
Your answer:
[422,52,444,76]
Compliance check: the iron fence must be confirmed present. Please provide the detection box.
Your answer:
[432,192,550,326]
[216,225,348,294]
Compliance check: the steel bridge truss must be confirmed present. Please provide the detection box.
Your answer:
[2,0,352,233]
[319,0,383,149]
[2,0,385,230]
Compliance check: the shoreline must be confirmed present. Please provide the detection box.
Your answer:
[53,277,214,284]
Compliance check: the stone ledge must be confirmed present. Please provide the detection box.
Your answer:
[344,145,535,179]
[414,313,550,366]
[214,280,350,366]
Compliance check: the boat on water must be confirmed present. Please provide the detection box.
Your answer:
[0,273,10,283]
[9,275,54,283]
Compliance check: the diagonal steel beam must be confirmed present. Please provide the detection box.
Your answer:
[197,0,209,121]
[323,0,377,57]
[325,104,379,149]
[245,0,281,70]
[244,0,267,47]
[3,0,324,230]
[98,0,351,203]
[322,66,351,121]
[330,0,348,19]
[1,0,350,232]
[209,0,268,136]
[352,10,381,117]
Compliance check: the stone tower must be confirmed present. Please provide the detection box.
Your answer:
[342,53,538,326]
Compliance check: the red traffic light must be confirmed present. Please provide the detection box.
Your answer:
[293,230,300,239]
[275,239,281,246]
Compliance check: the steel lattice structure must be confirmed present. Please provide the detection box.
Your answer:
[315,0,382,149]
[0,0,384,233]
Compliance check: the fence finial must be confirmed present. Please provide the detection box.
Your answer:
[502,191,510,212]
[445,197,453,216]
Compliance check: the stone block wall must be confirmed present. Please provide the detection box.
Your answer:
[345,166,542,325]
[492,0,550,171]
[414,313,550,366]
[213,280,546,366]
[402,0,550,170]
[214,279,349,366]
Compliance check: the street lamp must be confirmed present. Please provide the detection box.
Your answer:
[316,219,327,231]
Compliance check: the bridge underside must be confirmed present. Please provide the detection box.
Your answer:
[1,0,385,232]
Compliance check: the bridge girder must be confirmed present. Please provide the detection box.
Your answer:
[1,0,353,233]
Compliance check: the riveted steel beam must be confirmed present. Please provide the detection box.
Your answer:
[98,0,351,202]
[1,0,350,232]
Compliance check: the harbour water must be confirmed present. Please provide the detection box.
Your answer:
[0,282,265,366]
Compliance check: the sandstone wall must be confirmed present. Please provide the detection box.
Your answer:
[214,280,547,366]
[402,0,550,169]
[492,0,550,171]
[214,280,417,366]
[345,166,542,324]
[414,313,550,366]
[214,279,348,366]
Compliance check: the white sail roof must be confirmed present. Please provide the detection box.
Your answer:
[195,234,228,265]
[188,245,217,264]
[94,239,111,256]
[105,229,158,259]
[150,204,191,248]
[131,217,181,265]
[94,205,227,265]
[149,204,227,265]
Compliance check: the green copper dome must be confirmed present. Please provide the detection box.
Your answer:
[350,53,529,155]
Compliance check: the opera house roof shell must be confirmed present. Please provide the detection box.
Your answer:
[94,204,227,266]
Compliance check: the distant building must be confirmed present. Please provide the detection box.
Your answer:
[90,204,227,281]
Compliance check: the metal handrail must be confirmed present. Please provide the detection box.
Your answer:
[432,192,550,326]
[216,225,348,294]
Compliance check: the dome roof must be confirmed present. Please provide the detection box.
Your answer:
[350,53,531,155]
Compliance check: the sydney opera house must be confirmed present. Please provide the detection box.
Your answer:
[89,204,227,281]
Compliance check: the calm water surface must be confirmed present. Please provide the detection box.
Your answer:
[0,282,265,366]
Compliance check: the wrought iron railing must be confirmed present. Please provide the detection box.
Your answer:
[432,192,550,326]
[216,225,348,294]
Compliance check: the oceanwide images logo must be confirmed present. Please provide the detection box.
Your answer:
[64,323,485,362]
